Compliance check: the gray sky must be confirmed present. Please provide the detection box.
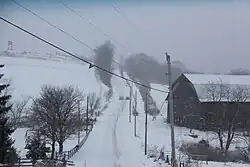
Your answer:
[0,1,250,73]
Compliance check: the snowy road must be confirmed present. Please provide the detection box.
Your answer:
[72,98,149,167]
[72,97,127,167]
[112,100,124,167]
[72,73,152,167]
[115,107,148,167]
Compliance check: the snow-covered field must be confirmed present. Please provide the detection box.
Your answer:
[2,55,250,167]
[0,50,83,63]
[0,56,107,100]
[1,55,108,158]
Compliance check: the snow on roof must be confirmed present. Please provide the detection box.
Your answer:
[184,73,250,85]
[183,73,250,102]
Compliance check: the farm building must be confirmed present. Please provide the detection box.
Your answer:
[167,73,250,131]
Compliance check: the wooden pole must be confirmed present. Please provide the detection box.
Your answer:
[129,84,132,123]
[86,96,89,132]
[134,91,137,137]
[166,53,177,167]
[144,92,148,155]
[77,101,80,145]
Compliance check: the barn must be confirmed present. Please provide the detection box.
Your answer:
[167,73,250,131]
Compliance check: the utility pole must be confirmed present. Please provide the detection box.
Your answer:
[86,96,89,133]
[134,90,137,137]
[129,83,132,123]
[77,101,81,145]
[166,52,177,167]
[144,92,148,155]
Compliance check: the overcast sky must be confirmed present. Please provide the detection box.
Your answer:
[0,0,250,73]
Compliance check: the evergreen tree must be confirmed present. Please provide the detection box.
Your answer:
[0,64,18,165]
[25,132,50,164]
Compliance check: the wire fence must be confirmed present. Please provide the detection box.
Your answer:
[0,158,74,167]
[55,125,94,160]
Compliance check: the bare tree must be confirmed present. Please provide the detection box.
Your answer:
[203,80,249,154]
[204,79,230,102]
[88,92,101,117]
[29,85,84,158]
[2,78,30,128]
[8,98,30,128]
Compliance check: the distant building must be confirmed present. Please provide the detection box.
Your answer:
[7,41,13,50]
[167,73,250,131]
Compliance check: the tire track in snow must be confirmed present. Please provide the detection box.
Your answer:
[112,100,125,167]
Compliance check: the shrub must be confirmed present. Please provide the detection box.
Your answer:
[180,141,250,163]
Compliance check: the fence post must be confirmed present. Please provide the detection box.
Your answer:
[165,155,170,164]
[62,154,67,167]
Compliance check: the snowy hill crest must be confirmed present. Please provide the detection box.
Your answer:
[0,49,89,63]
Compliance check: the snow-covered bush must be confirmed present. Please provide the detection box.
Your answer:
[180,142,250,163]
[147,145,159,159]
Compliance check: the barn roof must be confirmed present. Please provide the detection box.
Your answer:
[183,73,250,102]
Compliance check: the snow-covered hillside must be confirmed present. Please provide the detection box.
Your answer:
[0,50,89,63]
[0,56,105,101]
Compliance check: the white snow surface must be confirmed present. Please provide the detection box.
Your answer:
[183,73,250,102]
[3,56,250,167]
[184,73,250,85]
[0,50,83,63]
[180,74,250,102]
[0,56,108,101]
[12,128,28,157]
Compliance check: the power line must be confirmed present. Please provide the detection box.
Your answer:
[59,0,129,54]
[159,96,168,114]
[111,5,172,113]
[59,0,153,66]
[11,0,163,91]
[57,0,157,87]
[112,4,140,32]
[11,0,121,66]
[112,4,163,64]
[159,99,166,113]
[0,16,168,93]
[12,0,159,83]
[13,0,157,74]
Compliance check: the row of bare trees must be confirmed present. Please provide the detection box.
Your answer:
[201,79,250,154]
[8,98,30,128]
[10,85,103,162]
